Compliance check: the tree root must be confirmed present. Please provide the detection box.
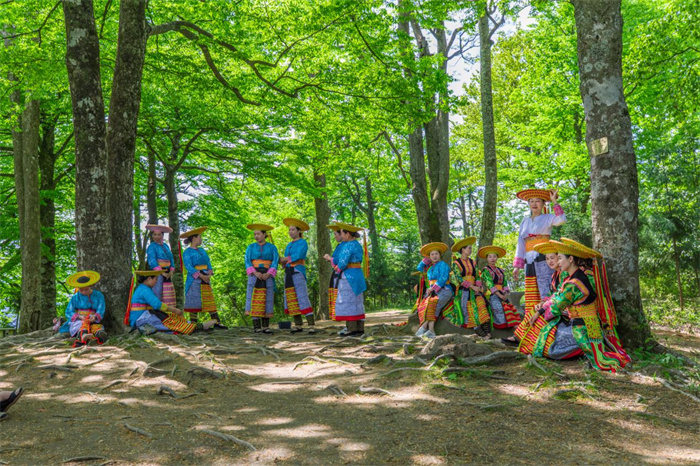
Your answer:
[187,366,223,379]
[379,367,427,377]
[99,379,127,391]
[200,429,256,451]
[631,372,700,404]
[62,456,106,463]
[325,384,347,396]
[455,351,525,366]
[38,364,77,372]
[124,423,154,438]
[293,356,356,371]
[527,354,566,379]
[359,386,393,396]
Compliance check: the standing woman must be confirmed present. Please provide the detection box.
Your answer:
[281,218,316,334]
[327,224,344,323]
[506,189,566,345]
[415,242,453,339]
[245,224,279,334]
[323,223,367,337]
[451,237,490,336]
[146,224,177,308]
[181,227,226,329]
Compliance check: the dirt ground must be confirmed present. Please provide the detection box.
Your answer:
[1,310,698,465]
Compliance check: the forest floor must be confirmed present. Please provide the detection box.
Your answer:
[0,310,699,465]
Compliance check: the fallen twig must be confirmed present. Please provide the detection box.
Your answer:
[62,456,106,463]
[38,364,77,372]
[528,354,566,379]
[325,384,347,396]
[99,379,127,392]
[359,386,393,396]
[124,423,154,438]
[200,429,256,451]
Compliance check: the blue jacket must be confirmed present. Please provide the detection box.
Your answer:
[60,290,106,333]
[333,240,367,296]
[147,241,176,271]
[129,284,167,326]
[245,242,280,276]
[417,260,450,289]
[183,247,213,292]
[283,238,308,278]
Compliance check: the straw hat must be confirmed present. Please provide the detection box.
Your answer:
[516,189,552,202]
[420,242,448,257]
[533,241,559,255]
[326,223,342,231]
[145,224,173,233]
[246,223,274,232]
[283,218,310,232]
[477,245,507,259]
[179,226,207,238]
[334,222,364,233]
[552,239,596,259]
[67,271,100,288]
[560,237,601,258]
[451,237,477,253]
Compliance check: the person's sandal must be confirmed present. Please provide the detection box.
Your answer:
[307,328,317,335]
[0,387,23,412]
[0,412,7,421]
[262,328,273,334]
[501,337,518,347]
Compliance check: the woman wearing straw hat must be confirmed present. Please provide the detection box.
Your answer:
[323,223,368,337]
[507,189,566,345]
[64,271,108,346]
[245,223,280,334]
[327,223,344,324]
[478,245,521,330]
[415,242,453,339]
[528,240,628,371]
[452,237,490,336]
[146,224,177,308]
[280,218,316,334]
[126,270,214,334]
[181,227,226,329]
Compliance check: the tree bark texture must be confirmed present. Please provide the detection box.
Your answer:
[146,149,158,224]
[314,171,331,319]
[164,168,184,308]
[38,115,58,322]
[478,13,498,257]
[573,0,652,349]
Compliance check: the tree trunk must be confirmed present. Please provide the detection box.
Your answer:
[672,236,684,311]
[11,89,25,322]
[164,168,184,308]
[364,176,380,262]
[134,189,146,269]
[38,115,58,322]
[314,170,331,319]
[572,0,652,349]
[146,149,158,224]
[478,13,498,258]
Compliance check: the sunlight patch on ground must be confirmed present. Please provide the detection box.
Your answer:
[79,374,104,383]
[254,416,295,426]
[265,423,332,439]
[325,437,371,452]
[412,453,446,464]
[494,383,536,399]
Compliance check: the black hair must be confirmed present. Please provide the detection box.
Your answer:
[568,256,588,268]
[184,234,199,245]
[459,245,471,254]
[137,275,149,284]
[341,229,360,238]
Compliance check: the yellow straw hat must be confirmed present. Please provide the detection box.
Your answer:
[246,223,274,232]
[180,226,207,239]
[560,237,602,258]
[552,239,595,259]
[451,237,477,253]
[420,242,448,257]
[516,189,552,202]
[145,224,173,233]
[334,222,364,233]
[283,218,310,232]
[67,271,100,288]
[326,223,342,231]
[533,241,559,255]
[134,270,164,277]
[477,245,507,259]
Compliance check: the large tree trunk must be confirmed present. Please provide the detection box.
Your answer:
[477,13,498,259]
[164,168,184,308]
[146,149,158,224]
[573,0,652,349]
[10,89,26,322]
[313,170,331,319]
[38,115,58,322]
[14,100,44,332]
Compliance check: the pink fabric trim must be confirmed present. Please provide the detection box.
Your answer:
[429,284,440,293]
[154,266,163,271]
[553,204,564,216]
[513,257,525,269]
[71,314,79,322]
[422,257,432,266]
[246,266,255,275]
[475,280,482,287]
[503,287,510,293]
[286,256,292,264]
[193,271,201,279]
[333,265,341,274]
[543,299,554,320]
[269,268,277,277]
[490,286,499,294]
[169,267,175,272]
[93,313,102,323]
[461,280,473,288]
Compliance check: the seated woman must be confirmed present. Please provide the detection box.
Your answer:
[514,241,581,359]
[415,242,453,339]
[125,270,214,334]
[478,245,521,331]
[452,238,490,336]
[528,240,628,372]
[64,271,108,347]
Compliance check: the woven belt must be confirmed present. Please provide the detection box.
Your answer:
[568,302,597,319]
[289,259,306,267]
[347,262,362,269]
[195,264,208,271]
[158,260,171,268]
[130,303,153,311]
[525,235,551,252]
[252,259,272,268]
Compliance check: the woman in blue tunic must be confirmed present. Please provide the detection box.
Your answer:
[146,224,177,308]
[323,223,367,337]
[181,227,226,329]
[281,218,315,334]
[245,223,280,333]
[64,271,108,346]
[415,242,453,339]
[125,270,214,334]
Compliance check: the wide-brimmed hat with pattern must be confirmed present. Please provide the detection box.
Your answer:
[283,218,310,232]
[516,189,552,202]
[560,237,601,258]
[246,223,274,232]
[420,242,448,257]
[552,239,596,259]
[67,271,100,288]
[451,237,477,253]
[180,226,207,238]
[146,224,173,233]
[334,222,364,233]
[534,241,559,255]
[477,245,507,259]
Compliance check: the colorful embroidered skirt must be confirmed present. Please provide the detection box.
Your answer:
[418,287,453,325]
[153,275,177,308]
[135,309,196,335]
[246,274,274,318]
[69,310,104,339]
[328,271,339,321]
[184,277,217,313]
[489,295,521,329]
[334,275,364,321]
[460,290,489,328]
[515,259,553,341]
[284,270,312,316]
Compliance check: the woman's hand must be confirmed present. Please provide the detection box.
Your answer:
[512,268,519,281]
[529,312,539,326]
[549,189,559,203]
[323,254,332,262]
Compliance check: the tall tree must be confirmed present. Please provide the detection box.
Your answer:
[572,0,652,348]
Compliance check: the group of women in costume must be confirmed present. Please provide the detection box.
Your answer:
[414,188,630,372]
[61,218,369,344]
[59,188,629,372]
